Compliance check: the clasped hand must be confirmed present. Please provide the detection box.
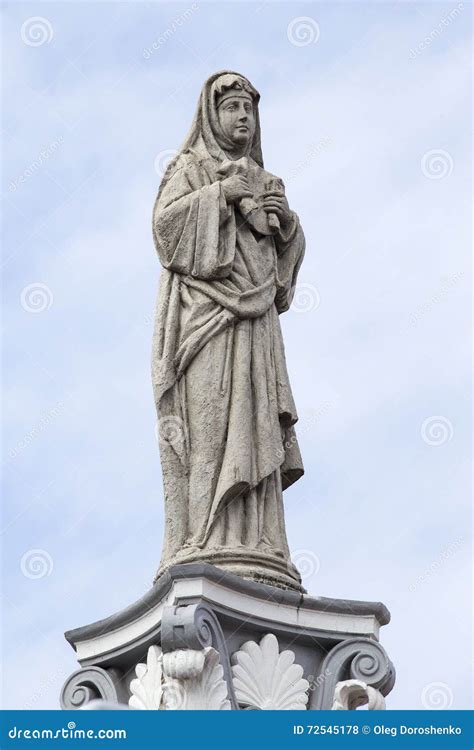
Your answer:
[221,175,252,203]
[221,175,292,228]
[261,191,292,227]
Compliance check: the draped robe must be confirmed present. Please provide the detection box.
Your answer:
[152,75,305,589]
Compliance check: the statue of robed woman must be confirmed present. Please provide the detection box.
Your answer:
[152,71,305,590]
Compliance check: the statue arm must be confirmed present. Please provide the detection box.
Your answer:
[153,166,235,279]
[275,211,299,247]
[274,216,306,314]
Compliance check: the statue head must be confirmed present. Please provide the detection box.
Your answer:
[212,74,258,153]
[157,72,263,199]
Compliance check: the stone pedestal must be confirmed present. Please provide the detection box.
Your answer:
[61,563,395,711]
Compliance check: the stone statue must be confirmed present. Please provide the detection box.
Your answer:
[62,72,396,714]
[152,71,306,590]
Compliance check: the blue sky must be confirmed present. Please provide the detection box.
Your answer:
[2,1,471,710]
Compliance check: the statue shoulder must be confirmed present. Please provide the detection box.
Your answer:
[157,151,218,207]
[170,150,218,184]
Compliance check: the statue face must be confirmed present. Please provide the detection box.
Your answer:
[217,95,255,148]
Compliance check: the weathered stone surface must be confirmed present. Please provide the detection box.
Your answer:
[332,679,386,710]
[152,72,305,590]
[62,563,395,711]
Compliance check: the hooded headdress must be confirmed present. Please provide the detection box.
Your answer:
[158,71,263,199]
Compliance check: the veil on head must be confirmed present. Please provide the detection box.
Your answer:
[158,71,263,198]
